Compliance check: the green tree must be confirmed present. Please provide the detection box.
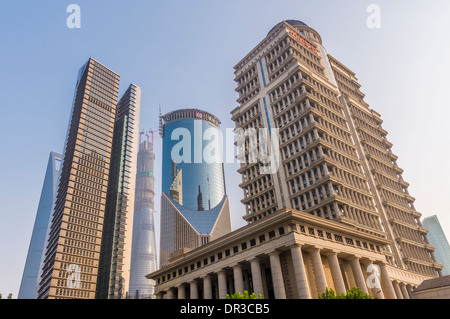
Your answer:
[226,290,262,299]
[0,293,13,299]
[318,287,372,299]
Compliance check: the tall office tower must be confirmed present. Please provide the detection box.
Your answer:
[231,20,441,279]
[19,152,62,299]
[129,130,158,298]
[423,215,450,276]
[96,84,141,299]
[159,109,231,268]
[37,58,120,299]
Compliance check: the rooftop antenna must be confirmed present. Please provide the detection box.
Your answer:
[159,101,164,138]
[139,130,145,145]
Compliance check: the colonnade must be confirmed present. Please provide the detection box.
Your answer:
[155,243,418,299]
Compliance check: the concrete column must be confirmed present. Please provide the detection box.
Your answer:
[165,288,174,299]
[177,284,185,299]
[290,244,311,299]
[327,252,346,295]
[406,284,414,299]
[377,263,396,299]
[399,282,410,299]
[349,256,368,294]
[268,251,287,299]
[217,270,227,299]
[203,275,212,299]
[392,281,403,299]
[190,280,199,299]
[232,264,244,294]
[250,258,265,298]
[310,248,327,295]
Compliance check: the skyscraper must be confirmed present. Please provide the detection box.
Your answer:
[96,83,141,299]
[37,58,120,299]
[159,109,231,268]
[230,20,441,278]
[18,151,62,299]
[147,20,442,300]
[129,130,158,298]
[423,215,450,276]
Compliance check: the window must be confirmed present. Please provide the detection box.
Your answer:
[259,235,266,243]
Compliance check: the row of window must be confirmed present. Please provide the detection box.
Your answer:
[157,226,287,285]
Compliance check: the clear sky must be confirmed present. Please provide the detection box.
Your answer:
[1,0,449,298]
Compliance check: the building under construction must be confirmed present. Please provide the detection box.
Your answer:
[129,130,158,298]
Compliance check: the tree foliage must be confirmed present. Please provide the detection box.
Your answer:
[318,287,372,299]
[226,290,262,299]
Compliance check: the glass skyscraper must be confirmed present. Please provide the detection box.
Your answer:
[37,58,121,299]
[96,83,141,299]
[18,151,62,299]
[36,58,141,299]
[159,109,231,268]
[423,215,450,276]
[129,131,158,298]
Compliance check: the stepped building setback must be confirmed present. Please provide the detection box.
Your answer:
[147,20,442,299]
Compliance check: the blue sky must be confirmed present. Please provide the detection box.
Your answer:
[1,0,449,298]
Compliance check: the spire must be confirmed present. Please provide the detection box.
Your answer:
[197,185,204,211]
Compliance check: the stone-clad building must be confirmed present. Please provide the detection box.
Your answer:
[146,20,442,299]
[148,208,430,299]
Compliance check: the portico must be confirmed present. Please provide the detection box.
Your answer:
[148,208,429,299]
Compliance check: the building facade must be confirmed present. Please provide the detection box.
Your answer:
[148,208,428,299]
[37,58,120,299]
[19,151,62,299]
[96,83,141,299]
[129,131,158,298]
[230,20,441,278]
[423,215,450,276]
[412,275,450,299]
[37,58,140,299]
[159,109,231,268]
[147,20,442,299]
